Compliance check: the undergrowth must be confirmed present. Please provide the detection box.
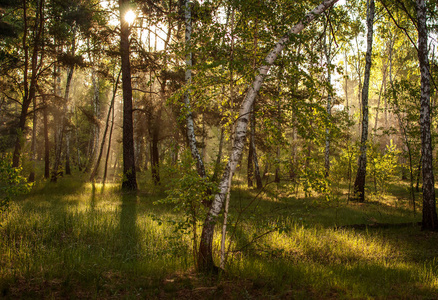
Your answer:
[1,173,437,299]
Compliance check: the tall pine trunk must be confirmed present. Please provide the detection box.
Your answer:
[352,0,375,202]
[416,0,438,230]
[119,0,137,191]
[197,0,340,272]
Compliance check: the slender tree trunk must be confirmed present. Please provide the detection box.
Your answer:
[43,94,50,179]
[74,107,82,171]
[64,48,75,176]
[352,0,375,202]
[373,62,388,134]
[197,0,340,272]
[248,109,262,189]
[416,0,438,230]
[119,0,137,191]
[103,90,116,184]
[344,51,349,111]
[323,30,332,177]
[51,61,63,182]
[13,0,42,168]
[212,127,224,183]
[416,154,422,192]
[28,96,37,182]
[90,70,121,182]
[247,124,254,187]
[184,0,206,178]
[151,118,161,185]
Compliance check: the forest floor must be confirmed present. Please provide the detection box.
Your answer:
[1,173,438,299]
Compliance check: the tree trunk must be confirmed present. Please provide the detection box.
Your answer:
[28,96,37,182]
[43,93,50,179]
[90,70,121,182]
[247,129,254,187]
[251,109,263,189]
[323,29,332,177]
[197,0,340,272]
[13,0,42,168]
[64,55,75,176]
[416,0,438,230]
[103,88,116,184]
[212,127,224,183]
[352,0,375,202]
[151,121,161,185]
[119,0,137,191]
[416,154,422,192]
[51,62,64,182]
[184,0,206,179]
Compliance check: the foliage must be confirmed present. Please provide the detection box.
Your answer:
[368,141,401,196]
[155,150,218,266]
[0,153,32,216]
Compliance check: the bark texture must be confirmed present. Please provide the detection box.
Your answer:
[416,0,438,231]
[352,0,375,202]
[119,0,138,191]
[197,0,340,272]
[184,0,206,178]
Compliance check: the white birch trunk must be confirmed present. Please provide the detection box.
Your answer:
[184,0,206,178]
[353,0,375,202]
[416,0,438,230]
[197,0,340,272]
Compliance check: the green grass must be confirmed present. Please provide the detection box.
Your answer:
[1,173,438,299]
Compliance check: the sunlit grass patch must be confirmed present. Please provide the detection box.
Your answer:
[0,176,193,298]
[1,175,438,298]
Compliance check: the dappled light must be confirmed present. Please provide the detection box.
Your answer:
[1,0,438,298]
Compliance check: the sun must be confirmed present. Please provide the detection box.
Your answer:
[124,10,136,25]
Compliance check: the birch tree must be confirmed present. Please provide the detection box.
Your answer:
[352,0,375,202]
[197,0,340,273]
[184,0,206,179]
[416,0,438,230]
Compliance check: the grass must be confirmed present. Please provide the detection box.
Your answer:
[1,173,438,299]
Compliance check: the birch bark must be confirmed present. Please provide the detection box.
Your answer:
[416,0,438,230]
[197,0,340,272]
[184,0,206,178]
[352,0,375,202]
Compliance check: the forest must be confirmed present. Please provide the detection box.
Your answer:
[1,0,438,298]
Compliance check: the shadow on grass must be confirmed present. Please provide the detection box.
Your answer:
[117,192,140,264]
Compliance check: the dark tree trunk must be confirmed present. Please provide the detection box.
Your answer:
[212,127,224,183]
[352,0,375,202]
[64,65,74,176]
[416,154,422,192]
[151,127,160,185]
[247,128,254,188]
[51,62,63,182]
[43,94,50,179]
[416,0,438,231]
[119,0,137,191]
[103,91,116,184]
